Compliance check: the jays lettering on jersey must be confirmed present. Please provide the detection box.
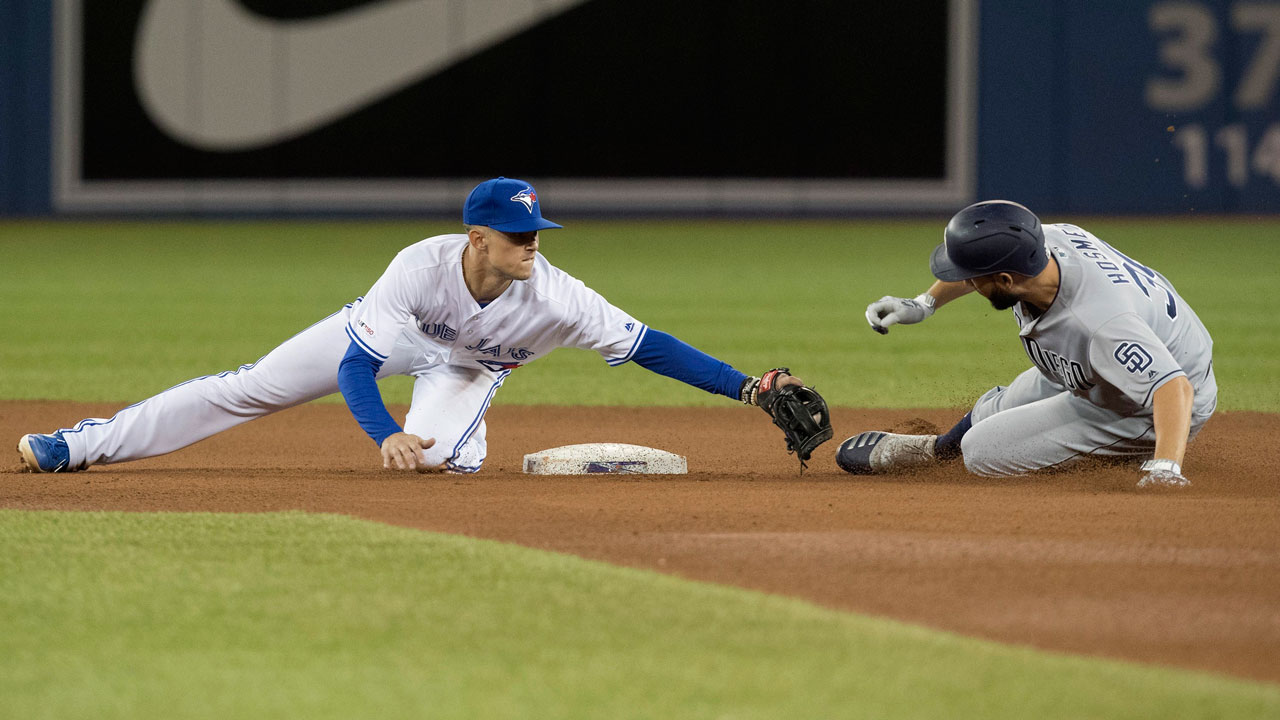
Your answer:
[344,235,646,372]
[1012,225,1216,417]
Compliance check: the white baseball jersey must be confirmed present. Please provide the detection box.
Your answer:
[59,233,652,473]
[345,234,648,372]
[1011,224,1215,418]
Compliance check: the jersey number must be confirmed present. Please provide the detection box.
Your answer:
[1104,242,1179,319]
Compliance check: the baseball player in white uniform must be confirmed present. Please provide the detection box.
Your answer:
[18,177,803,474]
[839,200,1216,488]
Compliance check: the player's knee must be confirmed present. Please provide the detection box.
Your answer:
[427,438,486,471]
[417,433,486,473]
[959,424,1013,477]
[968,385,1007,426]
[404,407,490,473]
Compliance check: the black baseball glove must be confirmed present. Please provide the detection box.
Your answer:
[741,368,833,470]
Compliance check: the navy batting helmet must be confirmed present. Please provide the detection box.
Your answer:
[930,200,1047,281]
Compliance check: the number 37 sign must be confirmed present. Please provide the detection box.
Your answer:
[1148,2,1280,191]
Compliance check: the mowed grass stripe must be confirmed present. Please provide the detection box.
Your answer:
[1,219,1276,410]
[0,510,1276,720]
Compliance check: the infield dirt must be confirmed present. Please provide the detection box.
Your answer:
[4,401,1278,684]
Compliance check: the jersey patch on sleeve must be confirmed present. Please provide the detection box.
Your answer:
[1114,342,1154,374]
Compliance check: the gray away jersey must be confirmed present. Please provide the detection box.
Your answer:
[1010,224,1215,418]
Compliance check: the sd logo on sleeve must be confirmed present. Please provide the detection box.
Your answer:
[1114,342,1154,373]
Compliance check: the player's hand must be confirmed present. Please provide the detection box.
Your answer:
[752,369,833,467]
[1137,459,1190,488]
[741,368,803,406]
[865,294,935,334]
[779,372,803,389]
[380,432,443,472]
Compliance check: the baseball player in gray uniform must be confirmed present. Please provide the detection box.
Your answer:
[17,177,812,474]
[838,200,1216,488]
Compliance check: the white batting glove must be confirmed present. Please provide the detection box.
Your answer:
[865,293,935,335]
[1137,459,1190,488]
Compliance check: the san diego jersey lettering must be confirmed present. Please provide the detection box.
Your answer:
[1011,224,1214,416]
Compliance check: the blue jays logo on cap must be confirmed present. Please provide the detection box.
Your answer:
[463,176,563,233]
[511,186,537,213]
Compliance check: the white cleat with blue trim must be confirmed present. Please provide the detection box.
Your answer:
[836,431,938,475]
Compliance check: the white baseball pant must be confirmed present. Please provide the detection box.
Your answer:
[60,305,506,472]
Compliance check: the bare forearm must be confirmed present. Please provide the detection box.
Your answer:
[1151,377,1194,465]
[926,280,974,309]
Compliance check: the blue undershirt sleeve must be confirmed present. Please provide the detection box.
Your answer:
[337,340,403,446]
[630,329,748,400]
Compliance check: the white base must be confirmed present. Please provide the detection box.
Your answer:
[522,443,688,475]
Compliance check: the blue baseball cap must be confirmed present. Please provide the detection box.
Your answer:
[463,177,563,232]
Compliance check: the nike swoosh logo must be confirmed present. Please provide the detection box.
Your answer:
[134,0,587,151]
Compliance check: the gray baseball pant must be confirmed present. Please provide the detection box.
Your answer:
[961,367,1216,477]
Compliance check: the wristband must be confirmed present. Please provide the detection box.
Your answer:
[741,368,792,406]
[1140,459,1182,475]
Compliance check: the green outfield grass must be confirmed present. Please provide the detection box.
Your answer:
[4,220,1279,717]
[2,218,1276,410]
[1,510,1276,720]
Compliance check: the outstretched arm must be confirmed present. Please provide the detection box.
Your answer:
[629,329,800,400]
[628,330,826,465]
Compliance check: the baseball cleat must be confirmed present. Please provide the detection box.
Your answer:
[836,431,939,474]
[16,431,80,473]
